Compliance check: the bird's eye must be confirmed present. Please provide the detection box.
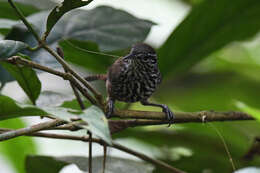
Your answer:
[142,56,149,62]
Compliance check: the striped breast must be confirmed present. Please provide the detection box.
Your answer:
[107,58,161,102]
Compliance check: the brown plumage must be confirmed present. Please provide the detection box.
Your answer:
[85,43,174,124]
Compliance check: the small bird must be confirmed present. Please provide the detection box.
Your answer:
[85,43,174,124]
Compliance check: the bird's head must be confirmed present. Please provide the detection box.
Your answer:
[122,43,158,66]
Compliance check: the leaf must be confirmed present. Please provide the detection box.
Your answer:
[61,98,91,110]
[0,40,28,58]
[25,155,154,173]
[159,0,260,77]
[113,122,260,173]
[0,95,110,143]
[7,6,154,52]
[80,106,112,144]
[0,94,46,120]
[48,105,112,144]
[236,102,260,122]
[45,0,93,36]
[155,72,260,112]
[0,1,39,20]
[0,119,37,173]
[0,54,41,104]
[59,39,114,73]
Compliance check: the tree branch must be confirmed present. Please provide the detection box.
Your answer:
[43,45,104,107]
[0,130,186,173]
[0,119,64,141]
[5,56,97,105]
[113,110,253,121]
[7,0,104,107]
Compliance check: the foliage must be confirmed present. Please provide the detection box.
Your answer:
[0,0,260,173]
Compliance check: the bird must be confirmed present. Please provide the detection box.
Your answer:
[85,43,174,124]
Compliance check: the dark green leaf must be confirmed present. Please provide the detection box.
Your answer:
[0,54,41,104]
[7,6,154,53]
[113,122,260,173]
[159,0,260,77]
[45,0,93,36]
[0,40,28,59]
[0,1,39,20]
[61,98,91,110]
[59,39,114,73]
[26,155,154,173]
[0,119,37,173]
[0,94,46,120]
[155,72,260,112]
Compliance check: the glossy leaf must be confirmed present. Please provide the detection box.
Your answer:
[26,155,154,173]
[59,39,115,73]
[48,105,112,144]
[0,54,41,104]
[159,0,260,77]
[80,106,112,144]
[0,40,28,59]
[7,6,154,52]
[45,0,93,36]
[0,94,46,120]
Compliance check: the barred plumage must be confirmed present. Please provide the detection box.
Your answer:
[86,43,174,125]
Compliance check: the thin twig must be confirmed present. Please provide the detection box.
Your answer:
[0,130,185,173]
[8,0,41,42]
[103,145,107,173]
[5,56,96,105]
[57,47,93,173]
[0,119,64,141]
[43,45,104,107]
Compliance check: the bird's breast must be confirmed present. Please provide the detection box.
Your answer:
[108,64,161,102]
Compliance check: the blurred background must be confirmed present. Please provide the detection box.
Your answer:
[1,0,260,173]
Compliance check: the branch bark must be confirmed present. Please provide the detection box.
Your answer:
[0,119,64,141]
[0,129,186,173]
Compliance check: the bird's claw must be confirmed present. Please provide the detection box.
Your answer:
[106,99,114,118]
[162,105,174,127]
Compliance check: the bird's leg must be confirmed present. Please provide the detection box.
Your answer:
[106,98,115,118]
[141,100,174,126]
[85,74,107,82]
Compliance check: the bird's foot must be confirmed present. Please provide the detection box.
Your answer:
[106,99,114,118]
[162,105,174,127]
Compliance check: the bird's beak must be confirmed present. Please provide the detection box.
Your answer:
[123,53,134,60]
